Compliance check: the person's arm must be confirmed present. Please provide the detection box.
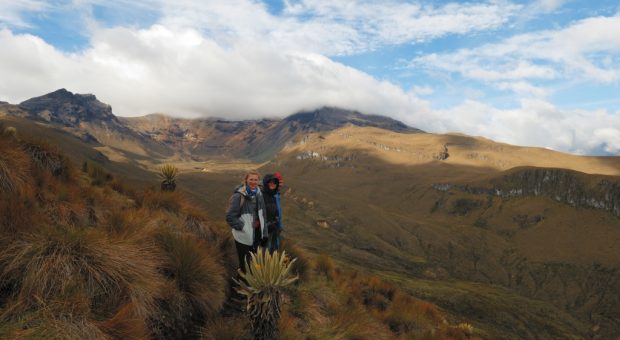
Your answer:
[225,193,244,230]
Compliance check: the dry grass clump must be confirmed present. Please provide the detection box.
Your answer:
[183,205,217,240]
[0,137,31,195]
[82,160,113,186]
[0,224,163,338]
[280,240,312,282]
[314,254,336,280]
[151,229,227,339]
[22,140,72,180]
[0,135,238,338]
[138,188,186,214]
[201,316,250,340]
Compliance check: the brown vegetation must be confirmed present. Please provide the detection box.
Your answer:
[0,126,479,339]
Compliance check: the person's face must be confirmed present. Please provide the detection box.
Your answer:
[246,174,259,189]
[268,180,278,190]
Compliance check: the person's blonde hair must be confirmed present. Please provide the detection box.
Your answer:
[243,170,260,184]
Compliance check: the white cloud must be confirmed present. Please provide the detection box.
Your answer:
[1,1,620,155]
[0,26,431,121]
[0,0,49,28]
[530,0,568,13]
[435,99,620,155]
[157,0,521,56]
[410,85,434,96]
[496,81,549,97]
[412,12,620,87]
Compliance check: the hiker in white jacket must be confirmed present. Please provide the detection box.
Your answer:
[225,170,267,271]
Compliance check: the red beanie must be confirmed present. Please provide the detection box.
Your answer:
[274,172,283,182]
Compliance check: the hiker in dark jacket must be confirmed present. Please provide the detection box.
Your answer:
[225,170,267,271]
[261,173,283,252]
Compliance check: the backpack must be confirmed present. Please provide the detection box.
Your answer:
[227,193,245,214]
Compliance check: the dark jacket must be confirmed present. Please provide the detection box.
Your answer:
[261,174,283,251]
[262,174,280,229]
[225,184,267,246]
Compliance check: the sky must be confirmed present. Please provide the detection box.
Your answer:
[1,0,619,155]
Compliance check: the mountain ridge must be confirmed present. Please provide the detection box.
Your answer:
[2,89,620,337]
[3,89,423,161]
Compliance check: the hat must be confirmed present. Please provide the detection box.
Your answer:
[274,172,283,182]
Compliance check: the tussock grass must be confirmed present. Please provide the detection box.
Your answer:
[314,254,336,280]
[280,240,311,282]
[138,188,185,213]
[22,140,72,180]
[201,316,250,340]
[0,225,163,333]
[151,229,226,338]
[183,205,216,240]
[0,134,31,195]
[0,130,467,339]
[82,160,113,186]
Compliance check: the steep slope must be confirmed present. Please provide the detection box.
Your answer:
[7,90,424,162]
[0,122,470,340]
[269,126,620,338]
[122,107,423,161]
[182,125,619,338]
[0,114,155,183]
[10,89,174,161]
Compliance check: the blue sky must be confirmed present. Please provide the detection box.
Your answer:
[1,0,620,155]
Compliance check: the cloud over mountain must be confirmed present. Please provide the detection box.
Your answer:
[0,1,619,155]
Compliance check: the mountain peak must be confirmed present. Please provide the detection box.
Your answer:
[19,88,117,126]
[285,107,423,133]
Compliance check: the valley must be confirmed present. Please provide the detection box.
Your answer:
[1,89,619,338]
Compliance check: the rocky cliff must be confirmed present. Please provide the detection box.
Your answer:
[433,167,620,217]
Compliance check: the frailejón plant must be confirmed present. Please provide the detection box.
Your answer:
[159,164,178,192]
[234,248,298,340]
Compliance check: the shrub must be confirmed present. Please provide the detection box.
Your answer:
[360,276,396,311]
[308,302,393,339]
[201,316,250,340]
[152,230,227,338]
[314,254,336,280]
[22,141,71,180]
[451,198,482,216]
[138,189,184,214]
[82,160,112,186]
[183,205,216,240]
[98,302,151,339]
[159,164,178,192]
[0,138,31,194]
[382,294,445,336]
[0,225,163,335]
[3,126,17,138]
[235,248,298,340]
[280,240,311,282]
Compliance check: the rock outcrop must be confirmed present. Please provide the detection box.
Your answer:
[433,168,620,217]
[19,88,119,126]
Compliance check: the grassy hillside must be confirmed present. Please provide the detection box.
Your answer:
[181,126,620,338]
[0,123,472,339]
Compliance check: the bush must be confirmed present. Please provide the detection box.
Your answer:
[451,198,482,216]
[0,225,163,336]
[235,248,298,340]
[151,230,227,339]
[0,137,31,194]
[280,240,311,282]
[314,254,336,280]
[201,316,250,340]
[138,189,185,214]
[82,160,112,186]
[22,140,72,180]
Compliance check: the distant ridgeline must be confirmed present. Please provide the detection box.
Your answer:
[433,168,620,217]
